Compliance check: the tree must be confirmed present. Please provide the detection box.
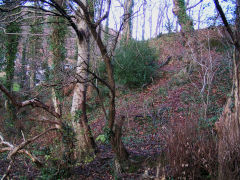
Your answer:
[213,0,240,179]
[123,0,134,43]
[172,0,194,32]
[172,0,202,73]
[28,3,44,89]
[142,0,146,40]
[70,0,96,159]
[4,20,21,133]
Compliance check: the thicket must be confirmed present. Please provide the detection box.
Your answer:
[99,40,157,88]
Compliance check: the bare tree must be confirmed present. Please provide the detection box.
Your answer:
[70,0,96,158]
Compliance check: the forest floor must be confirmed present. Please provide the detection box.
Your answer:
[0,60,186,179]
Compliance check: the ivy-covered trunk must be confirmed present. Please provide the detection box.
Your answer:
[5,21,20,132]
[49,12,67,123]
[172,0,199,73]
[28,3,44,89]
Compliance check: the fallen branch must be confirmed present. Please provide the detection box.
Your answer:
[28,118,62,126]
[8,127,58,159]
[0,127,58,179]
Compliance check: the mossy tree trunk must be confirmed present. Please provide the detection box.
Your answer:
[172,0,194,32]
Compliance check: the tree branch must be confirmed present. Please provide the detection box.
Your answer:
[94,0,112,27]
[0,83,61,118]
[186,0,203,10]
[213,0,240,50]
[8,127,58,159]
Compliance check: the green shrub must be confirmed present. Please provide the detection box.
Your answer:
[113,40,157,88]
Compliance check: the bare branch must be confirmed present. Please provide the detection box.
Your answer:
[186,0,203,10]
[94,0,112,27]
[0,27,49,36]
[0,83,61,118]
[29,118,62,126]
[214,0,240,50]
[8,127,58,159]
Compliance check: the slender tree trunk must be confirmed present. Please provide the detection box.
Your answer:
[88,22,129,164]
[149,5,152,38]
[123,0,134,43]
[71,3,96,159]
[142,0,146,40]
[136,7,138,40]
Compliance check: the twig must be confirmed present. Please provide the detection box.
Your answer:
[1,160,13,180]
[8,127,58,159]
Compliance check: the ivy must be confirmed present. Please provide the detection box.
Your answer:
[49,14,68,104]
[176,0,194,32]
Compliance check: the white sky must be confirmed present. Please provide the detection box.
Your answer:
[105,0,235,40]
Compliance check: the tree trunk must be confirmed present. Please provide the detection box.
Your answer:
[123,0,134,43]
[172,0,194,32]
[5,21,20,134]
[172,0,199,73]
[87,18,129,162]
[142,0,146,40]
[71,5,96,159]
[213,0,240,179]
[216,48,240,180]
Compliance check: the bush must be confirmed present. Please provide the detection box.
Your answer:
[113,40,157,88]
